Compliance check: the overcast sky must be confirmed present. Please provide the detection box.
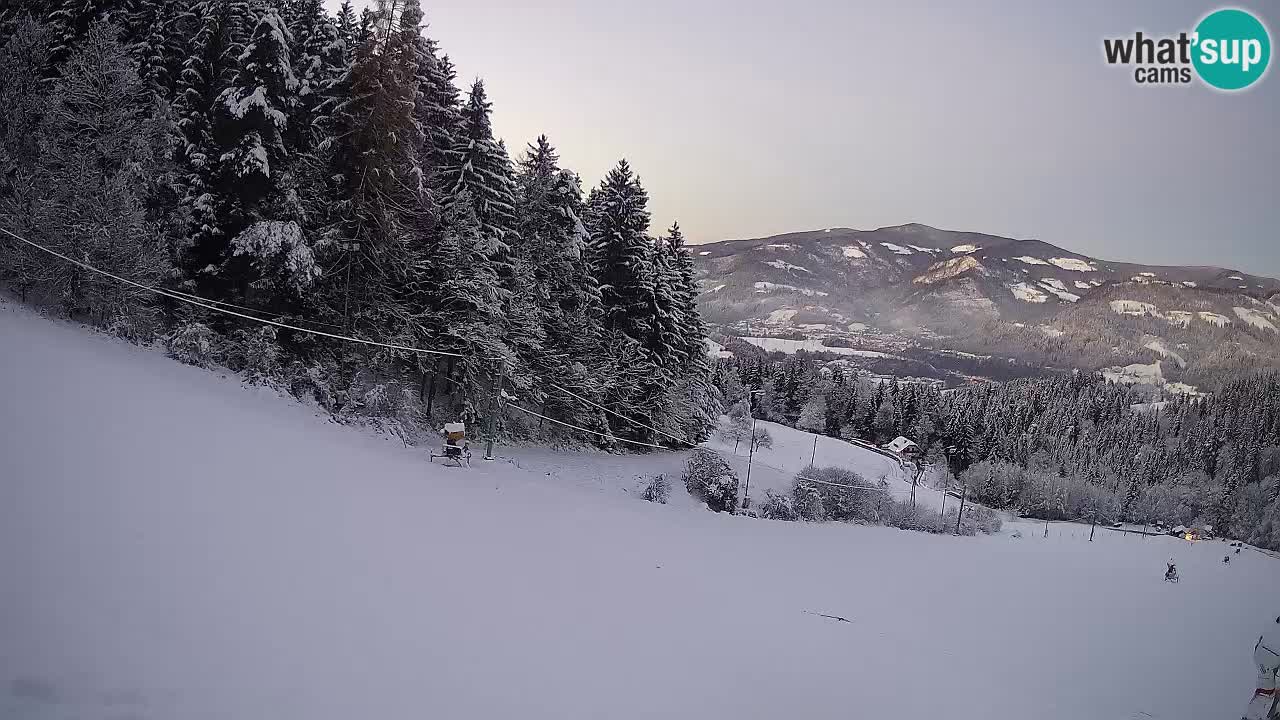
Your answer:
[328,0,1279,276]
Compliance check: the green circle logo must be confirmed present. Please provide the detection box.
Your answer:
[1192,8,1271,90]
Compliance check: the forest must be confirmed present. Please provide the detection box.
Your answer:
[714,354,1280,548]
[0,0,720,446]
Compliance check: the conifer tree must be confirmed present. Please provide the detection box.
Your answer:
[446,79,517,262]
[587,159,653,342]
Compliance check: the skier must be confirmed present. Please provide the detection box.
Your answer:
[1164,559,1179,583]
[1243,616,1280,720]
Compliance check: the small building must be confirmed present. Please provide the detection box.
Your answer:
[884,436,920,457]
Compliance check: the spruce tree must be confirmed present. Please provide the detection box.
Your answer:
[446,79,517,262]
[313,0,424,336]
[281,0,342,153]
[586,159,653,342]
[174,0,251,284]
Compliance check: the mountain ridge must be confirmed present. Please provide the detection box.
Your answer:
[693,223,1280,393]
[697,223,1279,284]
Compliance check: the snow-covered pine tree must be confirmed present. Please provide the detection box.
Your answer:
[313,0,424,337]
[512,135,609,431]
[0,17,55,302]
[648,233,684,371]
[332,0,357,59]
[208,5,309,301]
[281,0,342,153]
[126,0,189,94]
[22,20,170,324]
[415,190,511,423]
[446,79,517,266]
[174,0,251,285]
[44,0,134,65]
[586,159,653,342]
[417,49,463,194]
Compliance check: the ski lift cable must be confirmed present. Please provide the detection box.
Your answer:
[505,403,669,450]
[546,380,694,448]
[4,225,925,481]
[161,285,346,330]
[0,226,469,359]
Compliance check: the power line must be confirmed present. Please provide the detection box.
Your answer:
[0,226,469,359]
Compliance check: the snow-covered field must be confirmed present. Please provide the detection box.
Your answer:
[3,301,1279,720]
[738,336,897,358]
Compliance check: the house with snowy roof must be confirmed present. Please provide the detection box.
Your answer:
[883,436,920,457]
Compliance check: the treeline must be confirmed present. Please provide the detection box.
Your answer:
[0,0,719,446]
[713,354,1280,547]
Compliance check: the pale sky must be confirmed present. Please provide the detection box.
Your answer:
[329,0,1280,276]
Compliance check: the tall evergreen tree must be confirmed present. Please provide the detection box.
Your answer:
[281,0,342,153]
[586,159,653,342]
[313,0,424,335]
[446,79,516,262]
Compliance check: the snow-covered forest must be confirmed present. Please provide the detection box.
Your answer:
[715,354,1280,548]
[0,0,718,445]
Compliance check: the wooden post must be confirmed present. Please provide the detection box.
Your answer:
[955,482,967,534]
[810,435,818,467]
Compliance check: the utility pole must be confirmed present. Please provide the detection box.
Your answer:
[743,388,764,509]
[1089,503,1098,542]
[809,435,818,467]
[939,472,949,520]
[954,481,967,534]
[484,360,505,461]
[342,256,353,331]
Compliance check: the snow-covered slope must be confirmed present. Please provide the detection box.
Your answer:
[2,302,1278,720]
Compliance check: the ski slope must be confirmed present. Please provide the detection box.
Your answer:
[2,300,1279,720]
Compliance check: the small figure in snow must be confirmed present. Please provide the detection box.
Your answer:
[1165,560,1179,583]
[1226,555,1233,564]
[1242,616,1280,720]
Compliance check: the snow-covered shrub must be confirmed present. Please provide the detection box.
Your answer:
[758,489,797,521]
[640,474,670,504]
[358,383,414,418]
[225,326,280,381]
[165,321,219,368]
[792,482,826,521]
[287,361,336,411]
[967,506,1003,535]
[682,449,739,513]
[942,508,966,535]
[105,307,160,344]
[886,498,946,533]
[947,505,1004,536]
[792,466,889,523]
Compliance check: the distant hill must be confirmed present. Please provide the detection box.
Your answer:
[694,224,1280,393]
